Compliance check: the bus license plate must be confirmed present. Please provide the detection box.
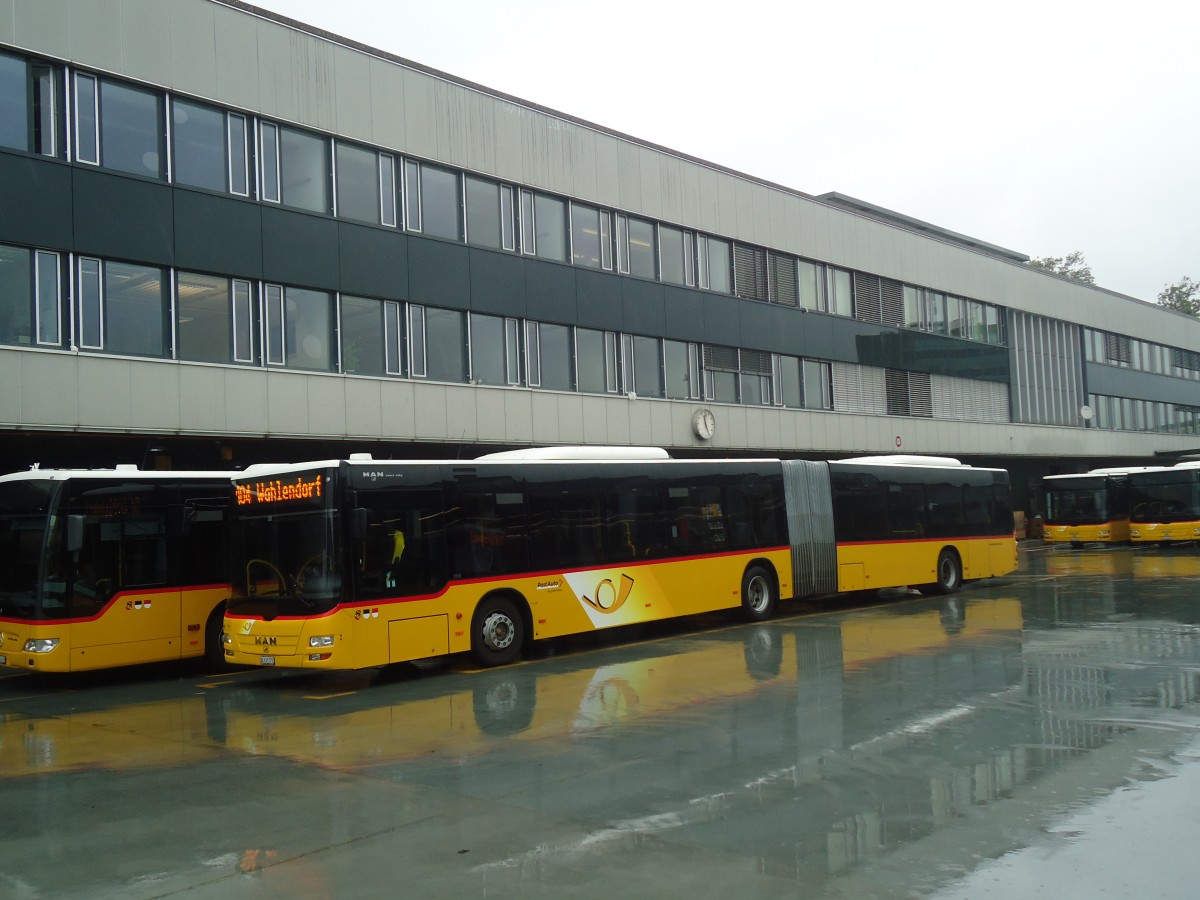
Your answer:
[0,655,6,665]
[260,656,275,666]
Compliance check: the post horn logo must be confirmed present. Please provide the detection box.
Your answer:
[582,573,635,614]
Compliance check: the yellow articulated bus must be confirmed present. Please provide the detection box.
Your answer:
[1042,468,1141,545]
[222,448,1017,671]
[0,467,232,672]
[1128,461,1200,545]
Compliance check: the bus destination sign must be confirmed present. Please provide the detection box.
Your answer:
[236,474,324,506]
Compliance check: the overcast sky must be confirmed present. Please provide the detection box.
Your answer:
[252,0,1197,304]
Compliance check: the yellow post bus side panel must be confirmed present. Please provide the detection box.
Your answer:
[179,586,231,659]
[70,637,180,671]
[389,615,448,663]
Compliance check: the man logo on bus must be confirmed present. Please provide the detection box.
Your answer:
[582,573,635,614]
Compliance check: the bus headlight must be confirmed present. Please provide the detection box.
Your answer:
[23,638,60,653]
[309,635,334,648]
[222,631,233,645]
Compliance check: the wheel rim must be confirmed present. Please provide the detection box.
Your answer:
[940,557,958,588]
[746,575,771,613]
[480,610,515,652]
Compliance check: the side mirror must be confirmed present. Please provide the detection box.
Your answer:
[66,514,85,553]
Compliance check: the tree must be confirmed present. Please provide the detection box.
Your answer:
[1158,277,1200,316]
[1028,251,1095,284]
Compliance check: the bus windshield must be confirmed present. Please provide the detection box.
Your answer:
[1044,482,1108,525]
[230,507,343,617]
[1129,473,1200,523]
[0,479,55,619]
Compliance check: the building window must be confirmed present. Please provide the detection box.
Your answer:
[465,176,515,251]
[424,307,467,382]
[778,355,802,408]
[336,141,392,225]
[664,339,700,400]
[264,285,334,371]
[697,235,731,294]
[575,327,619,394]
[798,259,826,312]
[73,75,164,179]
[405,162,461,240]
[570,203,611,270]
[659,225,693,286]
[176,272,255,364]
[267,125,330,213]
[803,359,833,410]
[469,312,521,386]
[0,245,62,348]
[171,99,249,195]
[526,321,572,391]
[828,268,853,318]
[341,295,402,376]
[619,215,656,280]
[519,190,567,261]
[76,258,168,357]
[925,290,947,335]
[0,52,61,157]
[408,304,427,377]
[734,244,768,302]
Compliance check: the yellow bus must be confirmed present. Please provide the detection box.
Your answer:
[1128,461,1200,544]
[222,449,1017,670]
[0,467,232,672]
[1042,468,1141,545]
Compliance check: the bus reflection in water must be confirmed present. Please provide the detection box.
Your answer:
[223,448,1017,671]
[0,467,232,673]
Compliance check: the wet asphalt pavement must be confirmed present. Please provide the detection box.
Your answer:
[2,543,1199,898]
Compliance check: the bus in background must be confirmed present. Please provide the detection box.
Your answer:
[1042,468,1140,545]
[1128,461,1200,544]
[222,448,1016,671]
[0,467,232,672]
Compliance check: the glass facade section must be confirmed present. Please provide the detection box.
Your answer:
[177,271,237,364]
[627,217,656,279]
[537,323,573,391]
[425,307,466,382]
[465,176,504,249]
[279,126,329,213]
[0,244,31,346]
[335,142,381,224]
[829,268,853,317]
[420,165,461,240]
[659,225,687,285]
[171,99,226,192]
[341,295,393,376]
[105,262,167,357]
[469,313,508,386]
[533,194,567,262]
[571,203,604,269]
[575,327,610,394]
[0,52,26,151]
[633,336,663,398]
[664,339,698,400]
[99,80,163,179]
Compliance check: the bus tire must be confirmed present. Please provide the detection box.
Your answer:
[470,594,525,667]
[926,549,962,595]
[203,606,229,670]
[740,564,777,622]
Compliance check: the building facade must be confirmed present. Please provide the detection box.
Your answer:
[1,0,1198,500]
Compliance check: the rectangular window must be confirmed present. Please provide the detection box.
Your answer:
[342,294,393,376]
[404,159,421,231]
[985,305,1002,345]
[659,225,689,286]
[2,54,60,156]
[520,189,536,255]
[379,153,397,227]
[903,284,922,328]
[576,327,617,395]
[232,280,254,363]
[465,176,504,249]
[172,99,228,193]
[335,141,382,224]
[469,312,508,386]
[35,250,61,346]
[99,79,164,179]
[500,186,515,252]
[279,126,329,214]
[633,336,663,398]
[779,355,802,408]
[626,216,656,280]
[104,261,167,357]
[525,320,541,386]
[803,359,832,410]
[177,271,237,364]
[78,257,103,349]
[925,290,947,334]
[798,259,826,311]
[615,214,629,273]
[537,323,573,391]
[664,339,700,400]
[282,287,334,370]
[384,300,402,375]
[228,113,249,195]
[505,317,521,385]
[265,284,284,365]
[73,73,99,165]
[0,53,27,151]
[534,194,567,262]
[945,295,964,338]
[967,300,986,342]
[0,244,32,346]
[829,268,853,317]
[425,307,467,382]
[418,164,461,240]
[259,122,280,203]
[409,304,427,377]
[703,236,731,294]
[600,210,612,270]
[570,203,605,269]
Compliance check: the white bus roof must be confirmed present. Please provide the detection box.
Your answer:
[0,467,235,484]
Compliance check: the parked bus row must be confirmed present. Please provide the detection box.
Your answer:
[0,449,1018,675]
[1042,460,1200,546]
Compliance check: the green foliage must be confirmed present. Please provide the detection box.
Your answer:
[1028,251,1095,284]
[1158,277,1200,316]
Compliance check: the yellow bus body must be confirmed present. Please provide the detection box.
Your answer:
[1042,520,1130,544]
[0,585,229,673]
[835,536,1017,592]
[225,549,793,670]
[1129,520,1200,544]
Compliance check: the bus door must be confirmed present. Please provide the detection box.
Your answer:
[64,482,180,669]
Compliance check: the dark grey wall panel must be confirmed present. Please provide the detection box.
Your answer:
[0,153,72,250]
[73,168,174,265]
[621,279,666,337]
[174,189,262,278]
[575,268,623,331]
[738,300,780,354]
[408,236,469,309]
[663,286,705,342]
[468,248,524,316]
[338,222,407,301]
[1086,362,1200,406]
[261,206,339,290]
[702,293,741,346]
[524,259,576,324]
[791,310,836,359]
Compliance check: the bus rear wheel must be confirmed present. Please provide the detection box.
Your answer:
[926,549,962,595]
[741,565,777,622]
[470,595,525,667]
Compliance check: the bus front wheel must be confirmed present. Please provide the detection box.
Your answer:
[470,595,525,667]
[926,549,962,595]
[741,565,777,622]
